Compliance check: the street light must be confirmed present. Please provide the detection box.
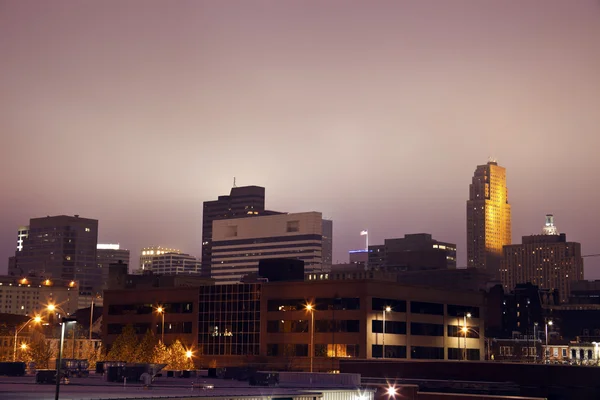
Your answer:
[55,317,77,400]
[47,304,77,359]
[459,313,471,361]
[13,315,42,361]
[186,350,193,359]
[383,306,391,359]
[20,343,28,350]
[386,384,397,398]
[593,342,599,365]
[156,306,165,343]
[545,320,553,362]
[305,303,315,373]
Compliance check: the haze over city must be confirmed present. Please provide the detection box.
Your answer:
[1,1,599,277]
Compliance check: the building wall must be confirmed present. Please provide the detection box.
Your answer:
[97,247,130,297]
[211,212,326,284]
[149,253,201,275]
[138,246,181,274]
[501,234,584,303]
[102,287,199,348]
[0,276,79,316]
[467,162,511,275]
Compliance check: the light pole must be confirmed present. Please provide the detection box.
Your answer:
[306,304,315,373]
[383,306,391,359]
[13,315,42,362]
[533,322,539,363]
[461,313,471,361]
[55,318,77,400]
[156,306,165,343]
[47,304,76,359]
[545,320,553,363]
[593,342,599,365]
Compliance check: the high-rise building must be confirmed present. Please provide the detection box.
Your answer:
[366,234,456,271]
[202,185,282,278]
[500,215,584,303]
[138,246,181,274]
[211,211,330,284]
[148,252,201,275]
[467,161,512,276]
[97,244,130,298]
[9,215,99,307]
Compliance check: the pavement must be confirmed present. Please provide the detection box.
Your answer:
[0,373,310,400]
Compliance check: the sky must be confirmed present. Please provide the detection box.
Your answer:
[1,1,599,277]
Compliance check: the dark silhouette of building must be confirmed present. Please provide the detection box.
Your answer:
[201,185,281,278]
[9,215,99,307]
[258,258,305,282]
[367,234,456,271]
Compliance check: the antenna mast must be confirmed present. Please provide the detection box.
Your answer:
[233,177,237,188]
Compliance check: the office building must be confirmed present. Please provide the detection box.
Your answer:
[97,244,130,300]
[0,275,79,316]
[202,185,282,278]
[211,211,329,284]
[149,252,201,275]
[321,219,333,268]
[8,215,99,307]
[348,250,369,265]
[467,161,512,276]
[138,246,180,274]
[367,234,456,271]
[500,215,584,303]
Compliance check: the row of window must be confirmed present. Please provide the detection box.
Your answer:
[108,302,193,315]
[107,322,193,335]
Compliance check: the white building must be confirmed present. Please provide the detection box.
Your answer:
[149,252,201,275]
[137,246,181,274]
[0,276,79,316]
[211,211,331,284]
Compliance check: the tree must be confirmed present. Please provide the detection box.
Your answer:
[82,342,103,370]
[135,329,158,364]
[166,339,194,370]
[106,324,138,362]
[152,340,169,365]
[26,331,54,369]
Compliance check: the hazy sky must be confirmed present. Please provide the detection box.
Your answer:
[1,1,599,277]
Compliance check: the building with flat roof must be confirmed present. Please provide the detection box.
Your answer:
[500,215,584,303]
[0,275,79,316]
[8,215,99,307]
[467,161,512,276]
[211,211,330,284]
[149,252,201,275]
[97,243,130,300]
[138,245,181,274]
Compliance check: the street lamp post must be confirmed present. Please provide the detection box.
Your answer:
[461,313,471,361]
[47,304,76,359]
[55,318,77,400]
[13,316,42,361]
[156,306,165,343]
[383,306,391,359]
[593,342,599,365]
[306,304,314,373]
[545,320,553,363]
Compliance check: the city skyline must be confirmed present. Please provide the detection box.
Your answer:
[1,1,599,278]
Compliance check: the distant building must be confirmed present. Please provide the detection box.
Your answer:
[500,215,584,303]
[138,246,181,274]
[367,234,456,271]
[349,250,369,265]
[0,275,79,316]
[467,161,512,276]
[9,215,99,307]
[211,211,330,284]
[148,252,201,275]
[202,185,283,278]
[97,244,130,301]
[569,280,600,305]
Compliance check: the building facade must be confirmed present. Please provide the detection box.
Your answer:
[384,234,457,270]
[9,215,99,307]
[96,244,130,299]
[467,161,512,276]
[137,246,181,274]
[0,275,79,316]
[211,212,330,284]
[202,185,282,279]
[500,216,584,303]
[149,252,201,275]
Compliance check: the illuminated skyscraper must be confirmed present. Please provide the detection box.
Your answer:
[467,161,511,276]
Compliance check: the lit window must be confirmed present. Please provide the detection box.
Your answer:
[85,228,91,232]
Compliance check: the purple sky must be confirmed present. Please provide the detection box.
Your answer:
[1,1,599,277]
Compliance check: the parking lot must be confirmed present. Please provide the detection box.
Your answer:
[0,373,303,400]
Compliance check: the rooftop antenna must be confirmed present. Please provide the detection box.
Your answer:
[233,177,237,188]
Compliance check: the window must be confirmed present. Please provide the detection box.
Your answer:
[267,344,308,357]
[372,298,407,313]
[553,348,559,357]
[447,325,480,338]
[562,348,567,358]
[315,344,359,358]
[372,320,406,334]
[315,320,359,333]
[500,346,513,356]
[286,221,300,233]
[411,322,444,336]
[410,301,443,315]
[372,345,406,359]
[411,346,444,360]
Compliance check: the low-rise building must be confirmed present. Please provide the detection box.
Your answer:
[0,276,79,316]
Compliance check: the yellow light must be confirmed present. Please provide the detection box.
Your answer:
[305,304,313,311]
[44,279,51,286]
[33,316,42,323]
[466,312,472,318]
[461,327,468,333]
[185,350,193,358]
[156,306,164,314]
[548,321,553,326]
[20,343,28,350]
[387,385,397,397]
[385,306,391,312]
[20,278,28,284]
[69,281,75,287]
[47,304,56,312]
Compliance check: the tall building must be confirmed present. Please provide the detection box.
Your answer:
[148,252,201,275]
[467,161,512,275]
[500,215,584,303]
[367,234,456,271]
[202,185,282,278]
[211,211,329,284]
[9,215,99,306]
[97,244,130,298]
[138,246,180,274]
